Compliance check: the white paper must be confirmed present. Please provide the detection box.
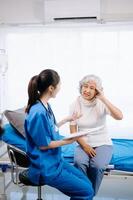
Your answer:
[64,125,104,140]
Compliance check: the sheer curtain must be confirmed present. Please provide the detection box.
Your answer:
[6,25,133,138]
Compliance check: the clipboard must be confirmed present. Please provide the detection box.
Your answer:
[64,125,104,140]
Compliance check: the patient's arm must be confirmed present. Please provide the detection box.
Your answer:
[96,87,123,120]
[70,124,96,158]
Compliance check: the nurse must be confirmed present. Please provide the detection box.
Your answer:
[25,69,94,200]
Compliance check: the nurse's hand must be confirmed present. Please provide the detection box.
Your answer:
[57,112,82,128]
[66,112,82,122]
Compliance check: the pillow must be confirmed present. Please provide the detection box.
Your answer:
[4,107,26,138]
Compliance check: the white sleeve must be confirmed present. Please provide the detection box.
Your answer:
[97,99,111,115]
[105,105,111,115]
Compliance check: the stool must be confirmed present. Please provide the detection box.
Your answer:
[7,145,45,200]
[19,169,44,200]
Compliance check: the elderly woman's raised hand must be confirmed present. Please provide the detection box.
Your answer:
[95,87,105,101]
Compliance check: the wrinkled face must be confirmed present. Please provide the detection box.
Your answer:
[81,80,97,101]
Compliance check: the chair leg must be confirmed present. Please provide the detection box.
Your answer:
[37,186,43,200]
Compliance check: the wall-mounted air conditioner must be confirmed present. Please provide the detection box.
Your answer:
[44,0,101,23]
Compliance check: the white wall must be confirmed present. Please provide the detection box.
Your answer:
[0,0,44,24]
[3,24,133,139]
[1,0,133,25]
[0,29,8,112]
[101,0,133,21]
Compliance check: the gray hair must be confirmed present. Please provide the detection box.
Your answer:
[79,74,102,94]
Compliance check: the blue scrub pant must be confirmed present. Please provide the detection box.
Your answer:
[74,145,113,195]
[46,161,94,200]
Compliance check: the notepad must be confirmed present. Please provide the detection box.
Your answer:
[64,125,104,140]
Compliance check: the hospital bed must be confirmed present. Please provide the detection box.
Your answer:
[62,138,133,172]
[0,123,133,199]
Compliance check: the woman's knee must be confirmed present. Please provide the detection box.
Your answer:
[74,157,83,167]
[74,154,88,168]
[90,159,106,170]
[91,163,103,170]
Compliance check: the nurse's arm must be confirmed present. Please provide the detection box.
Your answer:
[57,113,82,128]
[39,138,78,150]
[57,117,70,128]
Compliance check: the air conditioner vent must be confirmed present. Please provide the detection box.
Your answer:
[54,16,97,21]
[44,0,100,24]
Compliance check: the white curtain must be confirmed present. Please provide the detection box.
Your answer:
[6,25,133,138]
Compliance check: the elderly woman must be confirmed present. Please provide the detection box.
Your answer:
[69,74,123,195]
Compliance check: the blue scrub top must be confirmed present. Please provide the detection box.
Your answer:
[25,101,63,184]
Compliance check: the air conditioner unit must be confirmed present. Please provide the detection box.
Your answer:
[44,0,101,23]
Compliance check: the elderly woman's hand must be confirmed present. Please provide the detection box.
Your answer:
[83,145,96,157]
[95,87,105,101]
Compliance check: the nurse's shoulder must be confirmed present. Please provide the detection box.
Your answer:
[26,101,47,122]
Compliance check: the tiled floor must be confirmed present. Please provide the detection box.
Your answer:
[2,173,133,200]
[1,142,133,200]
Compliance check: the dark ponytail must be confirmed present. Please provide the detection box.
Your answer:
[25,69,60,113]
[0,116,4,136]
[25,75,40,113]
[0,126,3,135]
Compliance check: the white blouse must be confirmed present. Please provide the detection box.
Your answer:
[69,96,112,147]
